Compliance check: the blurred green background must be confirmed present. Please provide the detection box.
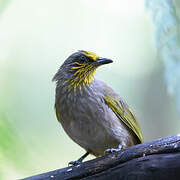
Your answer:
[0,0,180,179]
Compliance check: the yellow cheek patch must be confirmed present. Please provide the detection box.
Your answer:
[71,62,86,70]
[81,50,99,61]
[71,62,82,70]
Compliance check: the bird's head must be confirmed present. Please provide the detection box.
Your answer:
[53,50,113,90]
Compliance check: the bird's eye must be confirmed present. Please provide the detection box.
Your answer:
[79,56,88,63]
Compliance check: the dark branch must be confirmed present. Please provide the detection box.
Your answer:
[23,135,180,180]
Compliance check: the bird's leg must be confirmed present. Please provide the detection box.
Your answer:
[68,152,89,166]
[104,144,123,155]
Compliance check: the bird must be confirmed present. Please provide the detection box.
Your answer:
[53,50,143,166]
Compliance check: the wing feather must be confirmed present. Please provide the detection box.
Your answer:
[104,95,143,143]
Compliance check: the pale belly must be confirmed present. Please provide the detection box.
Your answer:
[60,100,135,156]
[56,79,138,156]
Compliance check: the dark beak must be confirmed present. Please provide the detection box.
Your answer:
[93,57,113,66]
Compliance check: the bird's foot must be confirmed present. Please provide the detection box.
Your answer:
[104,148,121,155]
[104,144,123,155]
[68,152,89,166]
[68,160,82,166]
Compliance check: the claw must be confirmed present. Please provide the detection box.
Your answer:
[68,160,82,167]
[104,144,123,155]
[68,152,89,167]
[104,148,120,155]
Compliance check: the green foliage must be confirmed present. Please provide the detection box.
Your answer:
[146,0,180,114]
[0,115,27,171]
[0,0,10,13]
